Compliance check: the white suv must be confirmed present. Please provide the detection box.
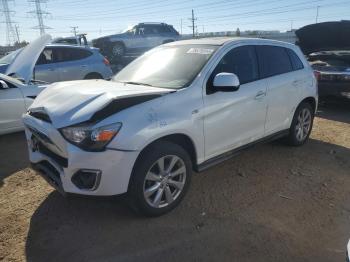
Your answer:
[23,38,317,216]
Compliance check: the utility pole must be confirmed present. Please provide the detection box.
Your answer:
[71,26,78,37]
[315,6,320,23]
[28,0,51,35]
[180,19,182,35]
[188,9,197,38]
[1,0,17,45]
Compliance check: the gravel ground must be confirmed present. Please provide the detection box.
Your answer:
[0,100,349,262]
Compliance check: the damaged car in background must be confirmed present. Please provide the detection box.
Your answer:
[0,35,52,135]
[296,21,350,99]
[23,37,317,216]
[0,43,113,83]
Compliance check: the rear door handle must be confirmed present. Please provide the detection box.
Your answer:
[292,80,299,86]
[255,90,266,99]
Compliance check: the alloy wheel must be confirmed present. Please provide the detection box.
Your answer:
[295,108,312,142]
[143,155,187,208]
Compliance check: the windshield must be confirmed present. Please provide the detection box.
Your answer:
[113,44,218,89]
[0,49,22,65]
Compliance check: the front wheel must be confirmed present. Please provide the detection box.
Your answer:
[287,102,314,146]
[128,141,192,217]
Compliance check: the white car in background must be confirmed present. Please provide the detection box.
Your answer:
[23,37,317,216]
[0,35,52,135]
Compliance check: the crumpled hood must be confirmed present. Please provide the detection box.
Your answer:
[296,21,350,54]
[5,34,51,84]
[29,79,172,128]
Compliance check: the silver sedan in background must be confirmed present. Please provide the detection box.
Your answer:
[0,44,113,83]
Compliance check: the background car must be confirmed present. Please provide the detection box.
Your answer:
[92,22,179,62]
[0,35,51,135]
[52,34,88,46]
[296,21,350,99]
[0,44,113,83]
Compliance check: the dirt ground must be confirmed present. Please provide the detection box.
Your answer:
[0,100,349,262]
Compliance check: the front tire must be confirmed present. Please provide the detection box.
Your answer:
[128,141,192,217]
[287,102,314,146]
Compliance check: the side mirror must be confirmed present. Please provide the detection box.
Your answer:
[213,72,240,92]
[0,80,9,89]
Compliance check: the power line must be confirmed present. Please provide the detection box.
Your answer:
[28,0,51,35]
[0,0,17,45]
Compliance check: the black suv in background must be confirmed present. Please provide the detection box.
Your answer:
[92,22,180,63]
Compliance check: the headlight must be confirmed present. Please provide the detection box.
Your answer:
[60,123,122,151]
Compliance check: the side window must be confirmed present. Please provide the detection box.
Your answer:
[210,45,259,86]
[143,25,160,34]
[36,48,54,65]
[54,48,92,62]
[257,45,293,78]
[286,49,304,71]
[158,25,171,33]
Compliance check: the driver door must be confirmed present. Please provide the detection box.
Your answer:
[0,80,26,133]
[203,45,268,159]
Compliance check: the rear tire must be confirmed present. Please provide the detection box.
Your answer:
[286,102,314,146]
[128,141,192,217]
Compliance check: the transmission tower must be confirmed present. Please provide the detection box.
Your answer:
[28,0,51,35]
[0,0,17,45]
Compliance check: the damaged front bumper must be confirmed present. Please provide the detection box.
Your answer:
[23,113,139,196]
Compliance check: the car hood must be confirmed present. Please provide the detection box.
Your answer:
[29,79,173,128]
[5,34,52,84]
[295,21,350,54]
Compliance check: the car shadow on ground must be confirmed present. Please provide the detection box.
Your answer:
[317,98,350,124]
[24,137,350,262]
[0,131,28,186]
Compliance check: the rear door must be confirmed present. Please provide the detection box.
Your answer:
[54,47,92,81]
[34,48,60,83]
[256,45,299,135]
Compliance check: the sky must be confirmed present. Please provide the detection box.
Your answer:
[1,0,350,45]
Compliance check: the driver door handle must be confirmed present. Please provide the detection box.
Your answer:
[255,90,266,100]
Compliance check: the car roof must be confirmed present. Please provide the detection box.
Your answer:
[166,37,296,48]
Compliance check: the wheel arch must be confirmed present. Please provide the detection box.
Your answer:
[134,133,198,172]
[84,72,103,79]
[299,96,317,114]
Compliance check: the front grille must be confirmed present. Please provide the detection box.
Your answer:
[28,111,52,123]
[38,142,68,168]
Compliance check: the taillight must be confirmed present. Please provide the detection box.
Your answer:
[103,57,110,66]
[313,70,321,81]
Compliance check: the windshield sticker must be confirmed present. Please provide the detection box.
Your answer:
[187,48,214,55]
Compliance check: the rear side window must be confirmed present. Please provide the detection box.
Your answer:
[36,48,54,65]
[257,45,293,78]
[54,48,92,62]
[286,49,304,70]
[211,45,259,85]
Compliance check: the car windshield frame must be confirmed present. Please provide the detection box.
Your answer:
[112,44,219,89]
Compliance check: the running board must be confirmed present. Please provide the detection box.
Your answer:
[196,129,289,172]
